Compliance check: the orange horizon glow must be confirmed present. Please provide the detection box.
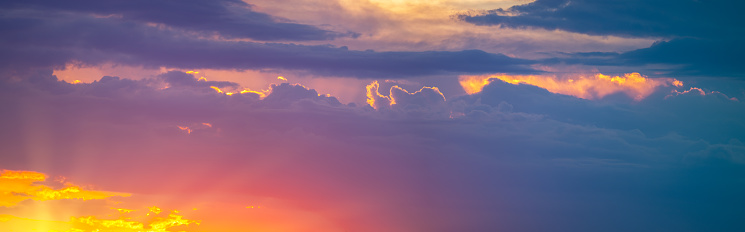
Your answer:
[0,169,347,232]
[0,170,200,232]
[0,170,130,208]
[459,72,683,101]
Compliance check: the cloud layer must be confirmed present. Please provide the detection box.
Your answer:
[1,1,744,231]
[1,71,744,231]
[0,0,353,41]
[0,3,534,79]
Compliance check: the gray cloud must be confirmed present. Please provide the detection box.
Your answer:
[457,0,745,39]
[457,0,745,78]
[0,0,354,41]
[0,12,535,79]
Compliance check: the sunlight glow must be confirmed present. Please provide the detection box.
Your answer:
[210,86,224,94]
[366,81,392,109]
[71,208,199,232]
[0,170,199,232]
[366,80,446,109]
[240,88,268,98]
[0,170,130,207]
[459,72,683,101]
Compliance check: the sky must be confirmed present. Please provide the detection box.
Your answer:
[1,0,744,231]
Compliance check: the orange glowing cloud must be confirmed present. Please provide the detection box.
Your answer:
[177,123,217,135]
[0,170,199,232]
[0,170,130,207]
[178,126,192,134]
[210,86,224,94]
[240,88,269,98]
[459,72,683,101]
[1,207,199,232]
[211,84,271,98]
[70,209,199,232]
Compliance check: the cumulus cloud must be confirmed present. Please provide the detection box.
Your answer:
[365,80,449,119]
[1,70,744,231]
[2,1,744,231]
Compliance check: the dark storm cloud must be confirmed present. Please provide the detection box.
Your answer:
[618,38,745,76]
[458,0,745,78]
[462,78,745,144]
[0,0,353,41]
[542,38,745,77]
[457,0,745,39]
[0,12,535,78]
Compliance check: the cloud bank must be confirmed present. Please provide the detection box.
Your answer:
[1,70,743,231]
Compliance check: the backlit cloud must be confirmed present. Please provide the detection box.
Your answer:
[1,0,745,231]
[1,72,744,231]
[366,81,446,110]
[460,72,682,101]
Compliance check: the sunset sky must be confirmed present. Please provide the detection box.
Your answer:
[1,0,744,231]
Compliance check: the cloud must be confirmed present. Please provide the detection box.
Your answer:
[459,77,745,146]
[457,0,745,39]
[1,71,745,232]
[0,170,199,232]
[460,72,682,101]
[457,1,745,78]
[617,38,745,77]
[365,81,448,118]
[0,170,130,207]
[261,82,342,107]
[0,0,353,41]
[1,1,743,231]
[71,208,199,232]
[0,9,535,79]
[666,87,738,101]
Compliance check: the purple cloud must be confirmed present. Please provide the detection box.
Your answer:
[0,11,535,78]
[0,0,354,41]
